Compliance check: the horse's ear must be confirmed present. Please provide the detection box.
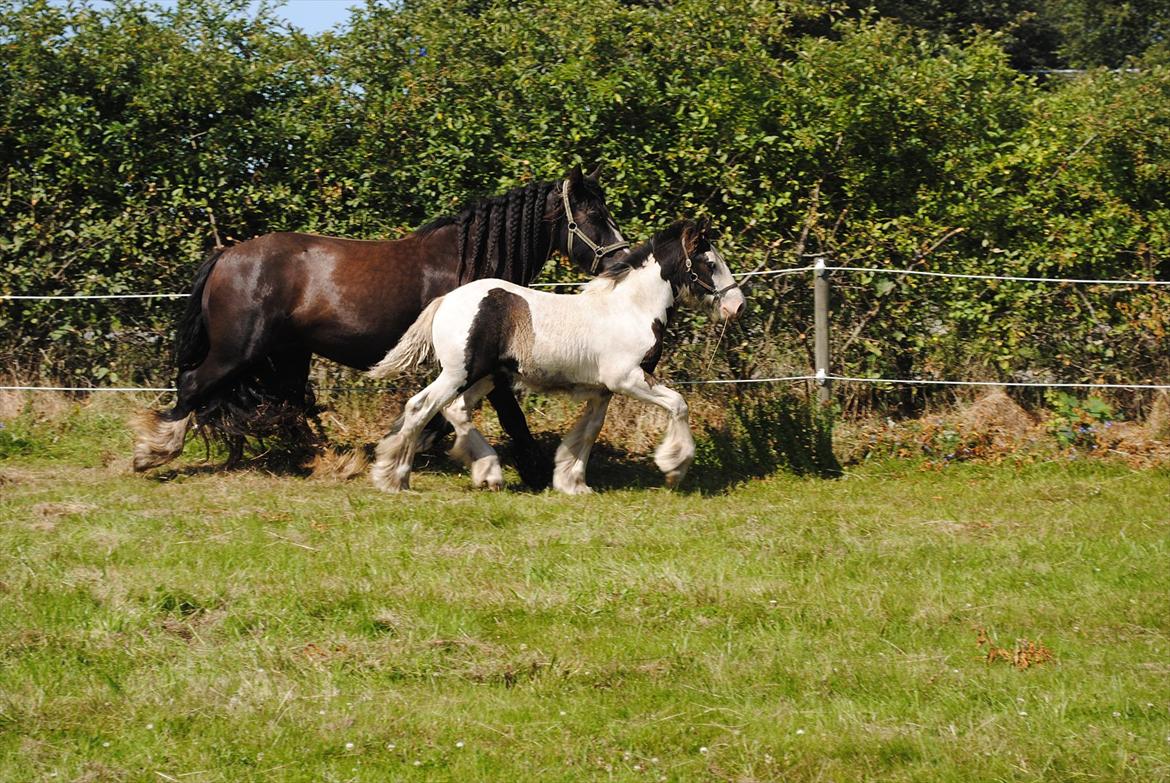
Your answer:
[698,217,711,236]
[565,165,584,186]
[587,163,603,182]
[681,220,700,255]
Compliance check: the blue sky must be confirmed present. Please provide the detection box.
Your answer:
[82,1,363,35]
[268,0,360,34]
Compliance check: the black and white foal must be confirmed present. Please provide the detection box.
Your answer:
[368,219,746,494]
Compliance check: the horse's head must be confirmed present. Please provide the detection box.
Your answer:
[675,218,746,321]
[548,164,630,275]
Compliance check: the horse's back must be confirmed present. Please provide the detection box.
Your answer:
[433,278,633,391]
[202,231,457,369]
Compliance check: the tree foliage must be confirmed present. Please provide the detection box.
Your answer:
[839,0,1170,69]
[1,0,1167,412]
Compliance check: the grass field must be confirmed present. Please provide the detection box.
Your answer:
[1,400,1169,782]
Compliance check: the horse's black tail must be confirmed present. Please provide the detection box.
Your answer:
[174,248,223,378]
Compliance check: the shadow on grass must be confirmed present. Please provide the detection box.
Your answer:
[144,391,842,494]
[498,391,842,495]
[148,436,472,482]
[691,390,842,490]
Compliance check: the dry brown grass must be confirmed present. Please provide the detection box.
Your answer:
[836,388,1170,466]
[954,389,1037,440]
[7,384,1168,475]
[0,387,75,421]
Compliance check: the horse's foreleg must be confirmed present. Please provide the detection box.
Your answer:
[371,371,464,492]
[615,373,694,488]
[552,392,612,495]
[488,383,550,490]
[441,377,502,490]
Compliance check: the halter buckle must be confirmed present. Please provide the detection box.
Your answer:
[561,178,629,273]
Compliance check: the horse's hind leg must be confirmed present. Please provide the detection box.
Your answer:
[441,378,502,490]
[131,360,231,471]
[552,392,612,495]
[488,384,550,490]
[135,342,262,471]
[371,370,465,492]
[131,407,194,472]
[134,356,244,471]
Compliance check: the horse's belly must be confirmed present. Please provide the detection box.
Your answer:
[303,325,406,370]
[514,350,606,394]
[517,368,606,394]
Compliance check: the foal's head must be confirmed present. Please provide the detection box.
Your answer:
[637,219,746,321]
[548,165,630,274]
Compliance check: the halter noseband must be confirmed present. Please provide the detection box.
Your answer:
[683,245,739,299]
[560,180,630,274]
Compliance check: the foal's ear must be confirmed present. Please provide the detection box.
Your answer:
[587,163,603,182]
[565,164,584,186]
[697,217,711,236]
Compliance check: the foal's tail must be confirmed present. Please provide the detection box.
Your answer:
[369,296,443,378]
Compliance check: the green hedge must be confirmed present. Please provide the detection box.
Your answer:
[1,0,1167,412]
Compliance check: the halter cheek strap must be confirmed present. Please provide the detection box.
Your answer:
[684,247,739,299]
[561,180,630,274]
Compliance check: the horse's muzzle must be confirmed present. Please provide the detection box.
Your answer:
[719,288,746,321]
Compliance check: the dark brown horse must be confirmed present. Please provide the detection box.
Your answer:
[132,166,629,486]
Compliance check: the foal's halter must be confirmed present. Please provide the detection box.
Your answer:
[560,180,630,274]
[683,245,739,299]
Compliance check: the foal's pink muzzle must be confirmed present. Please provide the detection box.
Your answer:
[719,288,746,321]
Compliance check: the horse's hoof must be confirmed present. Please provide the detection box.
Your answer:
[552,474,593,495]
[132,454,160,472]
[372,464,410,492]
[130,411,190,472]
[379,477,409,493]
[470,457,504,491]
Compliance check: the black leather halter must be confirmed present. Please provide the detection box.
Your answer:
[560,180,630,273]
[684,245,739,299]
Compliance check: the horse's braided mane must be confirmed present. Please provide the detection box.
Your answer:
[415,180,561,285]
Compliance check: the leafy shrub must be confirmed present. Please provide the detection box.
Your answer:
[1045,391,1114,448]
[1,0,1166,418]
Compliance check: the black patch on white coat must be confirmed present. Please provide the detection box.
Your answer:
[462,288,534,389]
[639,311,672,385]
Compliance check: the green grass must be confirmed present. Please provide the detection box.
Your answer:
[1,404,1169,782]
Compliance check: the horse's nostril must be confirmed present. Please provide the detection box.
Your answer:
[720,298,742,320]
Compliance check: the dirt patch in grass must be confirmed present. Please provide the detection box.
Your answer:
[159,608,228,643]
[977,628,1055,669]
[31,501,98,519]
